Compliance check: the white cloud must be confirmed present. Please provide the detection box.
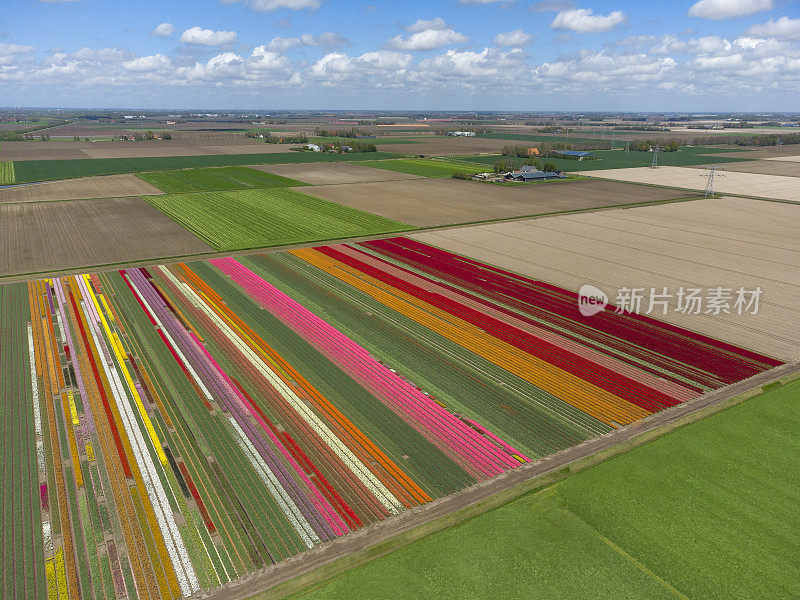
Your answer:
[747,16,800,40]
[248,45,291,70]
[228,0,322,11]
[267,32,350,52]
[180,26,238,46]
[494,30,534,47]
[0,43,35,55]
[550,8,627,33]
[388,19,468,51]
[688,0,773,20]
[407,18,448,33]
[309,50,411,82]
[152,23,175,38]
[122,54,172,72]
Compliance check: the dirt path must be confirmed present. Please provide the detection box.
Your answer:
[199,361,800,600]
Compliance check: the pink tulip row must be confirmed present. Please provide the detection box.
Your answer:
[211,257,527,480]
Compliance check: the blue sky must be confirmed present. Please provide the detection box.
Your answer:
[1,0,799,110]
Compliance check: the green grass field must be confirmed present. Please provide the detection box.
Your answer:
[0,161,14,184]
[463,146,750,173]
[137,166,305,193]
[354,158,487,178]
[145,188,413,251]
[287,378,800,600]
[11,151,403,183]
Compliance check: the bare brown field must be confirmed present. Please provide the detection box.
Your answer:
[412,196,800,361]
[0,148,93,160]
[0,196,212,276]
[80,146,215,159]
[701,145,800,159]
[299,178,697,226]
[0,174,163,203]
[687,160,800,178]
[377,137,517,155]
[252,162,426,184]
[765,155,800,163]
[203,144,300,154]
[581,166,800,201]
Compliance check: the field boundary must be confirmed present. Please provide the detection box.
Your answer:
[199,362,800,600]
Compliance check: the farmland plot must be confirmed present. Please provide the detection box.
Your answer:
[0,174,163,204]
[0,197,213,277]
[145,188,412,251]
[137,166,306,194]
[354,158,487,178]
[303,178,698,226]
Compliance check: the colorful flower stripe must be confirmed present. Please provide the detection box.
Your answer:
[0,236,780,600]
[289,247,650,428]
[360,237,781,384]
[212,256,524,479]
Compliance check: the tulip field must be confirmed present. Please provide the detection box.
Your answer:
[0,238,781,599]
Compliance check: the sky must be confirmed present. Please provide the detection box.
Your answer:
[1,0,799,111]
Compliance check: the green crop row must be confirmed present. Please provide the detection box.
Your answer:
[145,188,414,251]
[0,161,15,184]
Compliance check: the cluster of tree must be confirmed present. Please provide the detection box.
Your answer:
[0,119,68,141]
[629,140,679,152]
[536,126,571,133]
[450,171,473,180]
[314,127,374,138]
[492,157,558,173]
[246,131,309,144]
[722,122,754,129]
[501,140,612,159]
[294,140,377,153]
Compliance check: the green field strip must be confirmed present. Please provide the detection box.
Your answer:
[137,166,307,194]
[352,158,487,178]
[0,161,14,184]
[144,188,414,252]
[11,152,403,183]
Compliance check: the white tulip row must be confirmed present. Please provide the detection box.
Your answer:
[159,266,404,515]
[154,267,343,535]
[28,323,53,556]
[77,275,200,598]
[226,415,318,548]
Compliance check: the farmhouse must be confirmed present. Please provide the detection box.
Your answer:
[305,143,322,152]
[449,131,476,137]
[504,170,563,181]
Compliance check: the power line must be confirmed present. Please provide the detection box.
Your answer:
[701,164,724,198]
